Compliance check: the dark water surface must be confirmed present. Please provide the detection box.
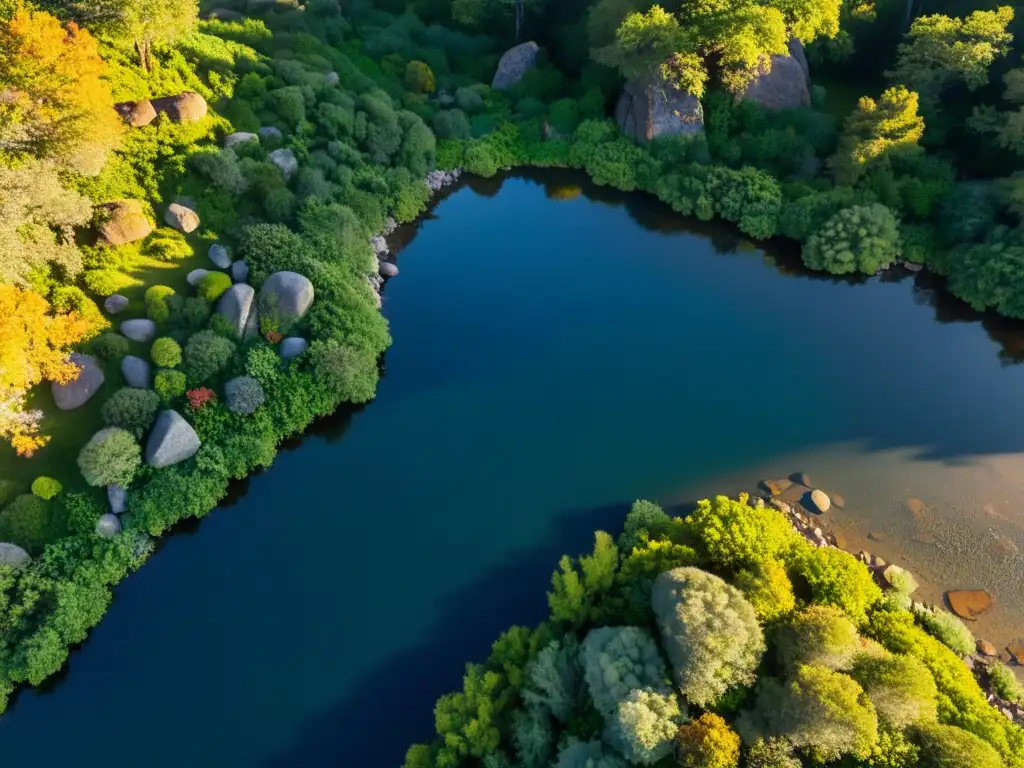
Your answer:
[3,171,1024,766]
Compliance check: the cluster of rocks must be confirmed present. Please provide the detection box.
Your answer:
[426,169,462,193]
[114,92,208,128]
[214,269,313,349]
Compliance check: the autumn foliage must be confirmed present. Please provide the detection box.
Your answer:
[186,387,217,410]
[0,284,95,455]
[0,9,122,173]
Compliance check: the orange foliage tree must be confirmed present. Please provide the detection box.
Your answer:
[0,8,122,174]
[0,284,95,456]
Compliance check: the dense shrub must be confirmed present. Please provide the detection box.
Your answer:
[30,476,62,500]
[404,60,436,93]
[913,606,975,656]
[849,652,938,728]
[454,86,483,113]
[143,230,193,261]
[77,427,141,487]
[744,739,800,768]
[92,331,130,362]
[912,722,1003,768]
[733,557,796,623]
[151,337,183,368]
[776,605,860,672]
[57,490,105,535]
[144,285,176,323]
[0,494,58,554]
[605,688,682,764]
[802,204,902,275]
[154,369,187,403]
[791,546,882,625]
[618,499,672,554]
[224,375,265,414]
[432,108,472,139]
[652,567,764,707]
[676,713,741,768]
[580,626,668,715]
[100,387,160,438]
[183,330,236,386]
[523,636,583,723]
[686,495,804,568]
[988,661,1024,703]
[309,340,379,404]
[197,272,233,302]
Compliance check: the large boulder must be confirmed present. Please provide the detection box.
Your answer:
[114,99,157,128]
[231,260,249,283]
[279,337,308,360]
[165,202,200,233]
[121,355,151,388]
[97,200,153,246]
[95,513,122,538]
[107,484,127,515]
[379,261,399,278]
[216,283,257,338]
[224,131,258,149]
[104,294,129,315]
[491,41,540,91]
[261,271,314,322]
[152,92,208,123]
[209,243,231,269]
[788,37,810,83]
[0,543,30,568]
[269,148,298,178]
[51,353,104,410]
[146,410,201,468]
[740,40,811,110]
[615,69,704,144]
[186,268,210,286]
[120,318,157,343]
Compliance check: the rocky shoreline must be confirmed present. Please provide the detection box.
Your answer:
[751,472,1024,726]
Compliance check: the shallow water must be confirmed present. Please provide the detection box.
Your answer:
[2,171,1024,766]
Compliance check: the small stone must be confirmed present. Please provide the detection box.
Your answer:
[790,471,812,487]
[905,261,924,272]
[807,489,830,513]
[269,148,298,178]
[379,261,399,278]
[830,493,845,508]
[165,202,200,233]
[145,410,201,468]
[964,656,976,670]
[873,556,886,567]
[947,589,994,621]
[279,337,308,360]
[107,484,127,515]
[978,639,998,657]
[325,71,339,86]
[104,294,129,314]
[813,527,823,539]
[95,513,121,538]
[858,550,870,563]
[224,131,258,149]
[187,268,210,286]
[868,531,886,542]
[231,260,249,283]
[769,499,792,515]
[120,318,157,343]
[209,243,231,269]
[51,353,104,410]
[1002,708,1014,720]
[258,126,282,142]
[121,355,151,388]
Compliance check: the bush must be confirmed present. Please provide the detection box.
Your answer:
[143,230,193,261]
[742,664,878,763]
[912,722,1003,768]
[776,605,860,673]
[432,108,472,139]
[100,387,160,438]
[84,268,140,297]
[77,427,141,487]
[580,626,669,715]
[0,494,58,554]
[618,499,672,554]
[913,607,975,657]
[464,139,500,177]
[224,375,265,414]
[454,86,484,113]
[849,652,938,728]
[151,337,182,368]
[309,340,379,404]
[792,546,882,625]
[154,369,187,403]
[685,495,804,568]
[988,661,1024,703]
[733,557,796,623]
[523,636,583,723]
[745,739,801,768]
[57,490,104,535]
[404,60,435,93]
[92,331,130,361]
[30,476,62,500]
[676,713,741,768]
[183,330,236,386]
[652,567,765,707]
[197,272,233,302]
[144,285,176,323]
[802,204,902,275]
[605,688,682,764]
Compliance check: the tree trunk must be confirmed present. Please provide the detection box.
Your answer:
[514,0,523,41]
[135,39,152,72]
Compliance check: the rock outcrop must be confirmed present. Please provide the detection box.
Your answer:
[165,202,200,233]
[209,243,231,269]
[615,70,704,144]
[740,39,811,110]
[121,355,151,388]
[146,410,201,468]
[152,92,208,123]
[97,200,153,246]
[104,294,129,315]
[325,71,339,86]
[224,131,259,149]
[114,99,157,128]
[217,283,257,338]
[260,271,314,322]
[0,543,31,568]
[120,318,156,343]
[269,148,298,178]
[492,41,540,91]
[279,337,308,360]
[51,353,104,410]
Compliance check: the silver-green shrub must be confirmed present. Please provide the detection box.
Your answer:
[580,626,669,715]
[523,635,583,722]
[603,687,683,765]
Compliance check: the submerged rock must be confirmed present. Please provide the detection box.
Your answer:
[947,589,993,621]
[492,41,540,91]
[760,478,791,496]
[615,69,704,144]
[51,353,104,410]
[145,410,201,468]
[379,261,399,278]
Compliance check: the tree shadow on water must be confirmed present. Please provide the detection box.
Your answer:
[256,501,631,768]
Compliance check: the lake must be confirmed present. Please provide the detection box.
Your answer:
[2,170,1024,766]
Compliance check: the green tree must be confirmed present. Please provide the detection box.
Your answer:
[685,494,804,568]
[605,687,682,764]
[849,652,938,728]
[829,86,925,185]
[791,545,882,625]
[581,626,670,714]
[100,387,160,437]
[802,204,902,276]
[676,712,741,768]
[776,605,860,672]
[451,0,547,40]
[548,530,619,626]
[888,8,1013,113]
[734,557,796,623]
[911,722,1003,768]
